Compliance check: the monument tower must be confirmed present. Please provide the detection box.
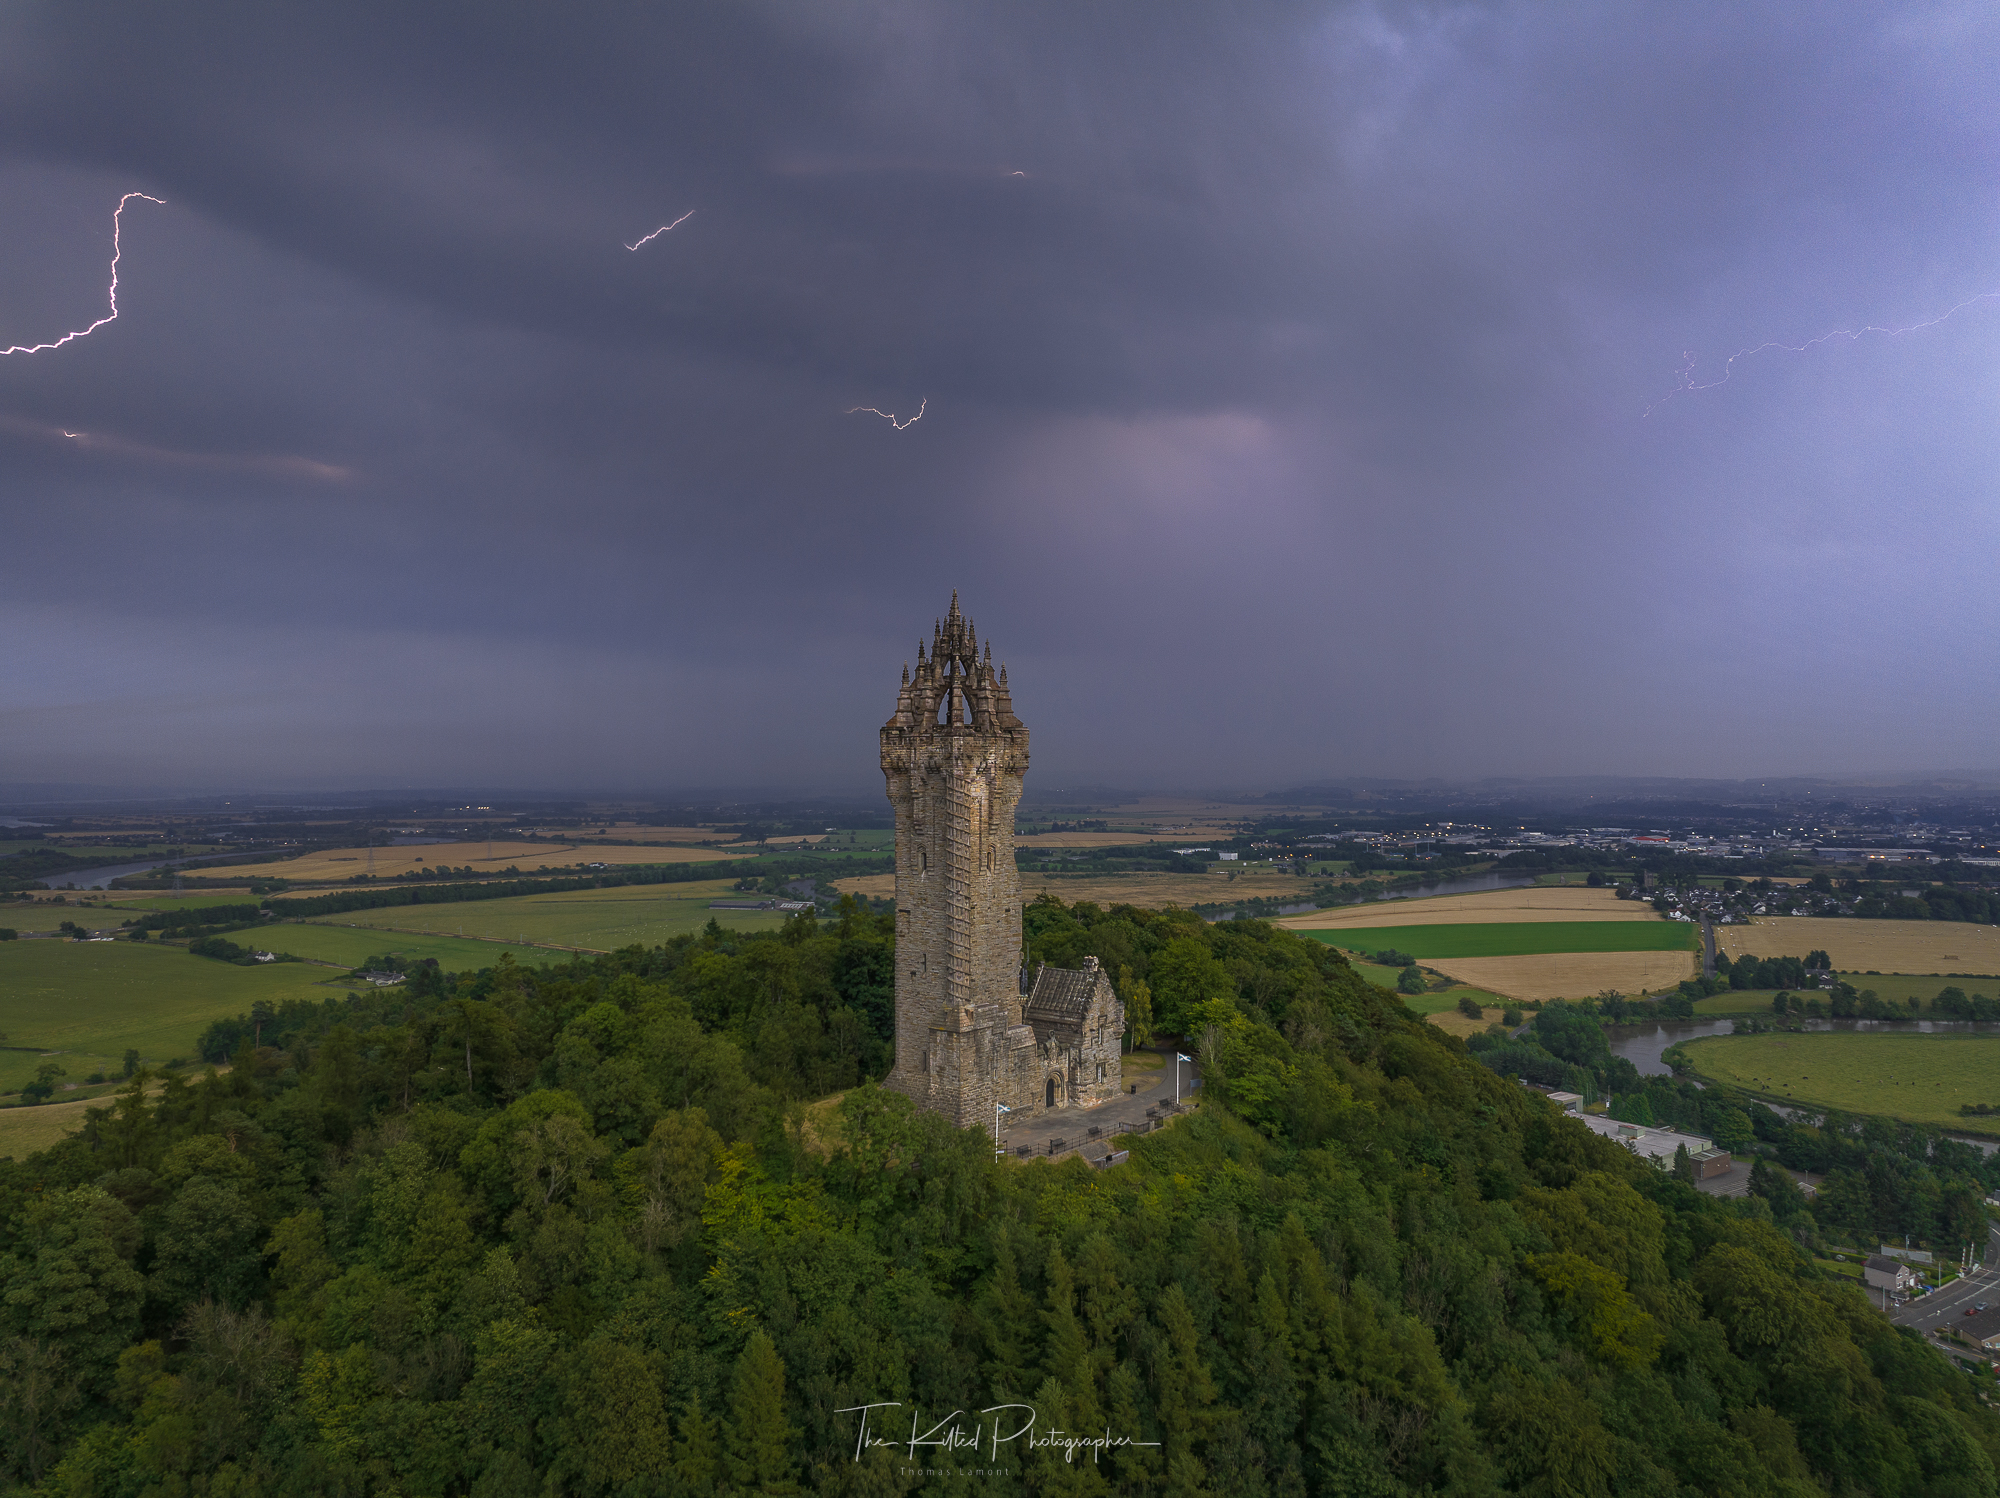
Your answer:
[882,594,1122,1131]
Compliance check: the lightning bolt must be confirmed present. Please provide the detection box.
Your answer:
[1646,291,2000,416]
[2,192,166,357]
[847,397,926,430]
[625,210,694,251]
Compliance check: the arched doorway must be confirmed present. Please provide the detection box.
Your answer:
[1045,1077,1056,1108]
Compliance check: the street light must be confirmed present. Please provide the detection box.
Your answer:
[1175,1053,1191,1106]
[994,1101,1010,1159]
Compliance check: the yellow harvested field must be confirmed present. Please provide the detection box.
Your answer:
[834,867,1313,911]
[0,1071,189,1161]
[1275,886,1654,931]
[1718,918,2000,975]
[1425,1006,1511,1039]
[0,1092,120,1158]
[833,873,896,899]
[1423,951,1696,1002]
[524,826,730,844]
[213,840,740,883]
[482,878,742,905]
[1015,830,1216,847]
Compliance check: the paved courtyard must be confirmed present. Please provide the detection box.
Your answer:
[995,1048,1202,1164]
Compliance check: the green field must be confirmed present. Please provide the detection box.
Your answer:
[1692,989,1794,1017]
[0,941,350,1095]
[1308,921,1696,960]
[1,892,267,933]
[302,882,788,950]
[1835,972,2000,1002]
[0,1092,117,1159]
[1678,1031,2000,1134]
[1344,958,1510,1014]
[1690,975,2000,1019]
[261,924,557,971]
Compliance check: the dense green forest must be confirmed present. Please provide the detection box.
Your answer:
[3,897,1997,1496]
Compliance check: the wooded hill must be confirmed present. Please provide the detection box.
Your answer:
[1,897,1995,1495]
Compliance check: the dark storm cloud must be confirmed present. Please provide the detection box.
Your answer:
[2,2,1997,792]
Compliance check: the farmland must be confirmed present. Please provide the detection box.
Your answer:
[836,867,1317,910]
[1276,886,1655,930]
[1327,955,1514,1034]
[0,1091,122,1159]
[257,924,556,970]
[1678,1031,2000,1135]
[1832,972,2000,1004]
[1,892,290,931]
[1691,989,1794,1017]
[1297,916,1696,1003]
[526,825,732,844]
[1303,921,1694,960]
[207,839,741,884]
[1423,951,1697,1001]
[1013,830,1225,848]
[297,879,786,949]
[1718,917,2000,976]
[0,940,345,1095]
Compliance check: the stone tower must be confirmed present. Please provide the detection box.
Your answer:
[880,593,1030,1129]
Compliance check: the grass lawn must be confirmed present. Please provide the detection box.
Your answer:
[301,883,787,949]
[0,941,349,1095]
[1306,921,1695,960]
[1678,1031,2000,1134]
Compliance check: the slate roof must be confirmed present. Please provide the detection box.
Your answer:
[1957,1307,2000,1349]
[1022,964,1102,1028]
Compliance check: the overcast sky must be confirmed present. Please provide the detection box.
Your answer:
[3,2,1997,795]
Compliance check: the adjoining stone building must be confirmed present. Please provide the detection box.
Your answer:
[880,594,1122,1132]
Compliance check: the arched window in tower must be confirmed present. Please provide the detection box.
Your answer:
[985,847,994,871]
